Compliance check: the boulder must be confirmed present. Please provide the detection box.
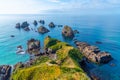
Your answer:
[38,26,49,34]
[27,38,40,54]
[48,22,55,28]
[15,23,20,28]
[33,20,38,26]
[62,25,74,38]
[0,65,11,80]
[75,41,113,64]
[39,20,45,25]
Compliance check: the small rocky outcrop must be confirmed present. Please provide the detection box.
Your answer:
[27,38,40,54]
[33,20,38,26]
[21,21,29,28]
[39,20,45,25]
[48,22,55,28]
[75,41,113,64]
[74,30,80,34]
[21,21,30,31]
[15,23,21,28]
[62,25,74,38]
[10,35,15,37]
[0,65,11,80]
[38,26,49,34]
[58,25,63,27]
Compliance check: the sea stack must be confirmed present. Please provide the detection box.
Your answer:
[38,26,49,34]
[33,20,38,26]
[39,20,45,25]
[15,23,21,28]
[62,25,74,38]
[27,38,40,54]
[21,21,30,31]
[48,22,55,28]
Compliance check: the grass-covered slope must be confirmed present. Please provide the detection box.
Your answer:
[11,36,90,80]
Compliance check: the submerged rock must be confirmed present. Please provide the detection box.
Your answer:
[33,20,38,26]
[10,35,15,37]
[58,25,63,27]
[38,26,49,34]
[48,22,55,28]
[62,25,74,38]
[39,20,45,25]
[0,65,11,80]
[27,38,40,54]
[15,23,21,28]
[96,41,102,44]
[75,41,113,64]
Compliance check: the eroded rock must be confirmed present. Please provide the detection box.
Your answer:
[62,25,74,38]
[49,22,55,28]
[75,41,113,64]
[27,38,40,54]
[38,26,49,34]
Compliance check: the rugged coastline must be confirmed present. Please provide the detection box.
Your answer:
[0,20,113,80]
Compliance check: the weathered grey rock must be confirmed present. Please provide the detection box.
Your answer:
[48,22,55,28]
[33,20,38,26]
[38,26,49,34]
[27,38,40,54]
[0,65,11,80]
[39,20,45,25]
[62,25,74,38]
[75,41,113,64]
[15,23,20,28]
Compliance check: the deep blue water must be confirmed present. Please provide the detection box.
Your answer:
[0,14,120,80]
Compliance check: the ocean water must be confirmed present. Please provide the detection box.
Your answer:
[0,14,120,80]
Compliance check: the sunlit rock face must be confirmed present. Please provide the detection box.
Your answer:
[75,41,113,64]
[62,25,74,38]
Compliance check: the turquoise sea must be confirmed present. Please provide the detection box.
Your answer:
[0,14,120,80]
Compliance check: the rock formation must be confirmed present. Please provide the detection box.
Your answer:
[0,65,11,80]
[38,26,49,34]
[48,22,55,28]
[75,41,113,64]
[33,20,38,26]
[62,25,74,38]
[39,20,45,25]
[15,23,20,28]
[27,38,40,54]
[74,30,80,34]
[21,21,30,31]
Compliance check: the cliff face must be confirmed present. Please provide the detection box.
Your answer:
[11,37,90,80]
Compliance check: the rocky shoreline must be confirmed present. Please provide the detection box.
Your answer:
[0,20,114,80]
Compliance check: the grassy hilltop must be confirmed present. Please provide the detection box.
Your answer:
[11,36,90,80]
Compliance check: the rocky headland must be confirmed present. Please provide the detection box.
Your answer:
[75,41,113,64]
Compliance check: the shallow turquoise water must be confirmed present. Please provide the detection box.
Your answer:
[0,14,120,80]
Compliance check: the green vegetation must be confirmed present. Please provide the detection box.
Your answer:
[11,37,90,80]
